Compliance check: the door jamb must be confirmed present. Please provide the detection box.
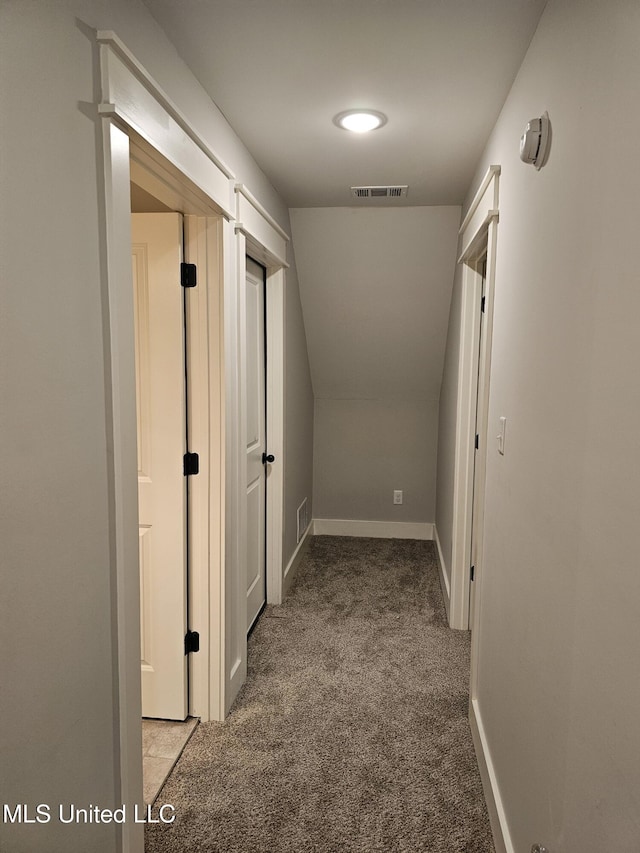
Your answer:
[264,264,285,605]
[468,217,498,699]
[182,213,225,722]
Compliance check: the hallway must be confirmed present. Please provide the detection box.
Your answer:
[145,537,493,853]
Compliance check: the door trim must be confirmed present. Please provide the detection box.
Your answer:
[234,187,288,608]
[235,239,287,611]
[449,166,500,632]
[182,214,225,722]
[265,266,285,605]
[129,155,228,724]
[101,118,145,853]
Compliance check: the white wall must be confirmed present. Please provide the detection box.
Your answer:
[314,398,438,524]
[437,0,640,849]
[0,2,312,850]
[284,256,315,557]
[291,206,460,526]
[435,260,464,582]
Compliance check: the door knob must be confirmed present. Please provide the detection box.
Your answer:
[262,453,275,464]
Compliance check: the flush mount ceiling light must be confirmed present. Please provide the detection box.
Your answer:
[333,110,388,133]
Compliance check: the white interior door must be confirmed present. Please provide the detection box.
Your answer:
[132,212,188,720]
[245,257,267,631]
[469,259,488,627]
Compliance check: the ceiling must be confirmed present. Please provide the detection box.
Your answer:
[142,0,547,208]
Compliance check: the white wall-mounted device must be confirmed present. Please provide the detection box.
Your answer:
[520,112,550,170]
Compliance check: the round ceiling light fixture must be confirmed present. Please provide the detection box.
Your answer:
[333,110,388,133]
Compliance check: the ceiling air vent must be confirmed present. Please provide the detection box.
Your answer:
[351,185,408,199]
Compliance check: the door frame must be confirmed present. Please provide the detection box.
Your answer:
[97,31,287,853]
[129,149,229,724]
[234,185,287,607]
[448,165,500,634]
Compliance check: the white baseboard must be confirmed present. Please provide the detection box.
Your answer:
[282,523,312,597]
[312,518,434,540]
[433,525,451,620]
[469,698,513,853]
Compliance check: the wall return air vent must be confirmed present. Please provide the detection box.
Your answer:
[351,185,408,199]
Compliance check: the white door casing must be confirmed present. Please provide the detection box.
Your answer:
[244,257,267,631]
[132,212,188,721]
[448,165,500,632]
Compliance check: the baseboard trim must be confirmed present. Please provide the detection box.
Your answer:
[469,698,513,853]
[312,519,434,540]
[282,523,312,597]
[433,525,451,620]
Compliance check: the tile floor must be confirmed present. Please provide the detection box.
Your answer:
[142,717,199,805]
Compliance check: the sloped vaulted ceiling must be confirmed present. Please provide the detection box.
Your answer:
[290,207,461,403]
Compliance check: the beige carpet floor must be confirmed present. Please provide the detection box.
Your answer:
[145,536,495,852]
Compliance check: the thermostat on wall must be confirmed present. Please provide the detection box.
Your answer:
[520,112,550,170]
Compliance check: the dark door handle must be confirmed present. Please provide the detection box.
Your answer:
[262,453,275,464]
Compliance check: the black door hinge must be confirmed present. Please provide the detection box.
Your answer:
[185,630,200,655]
[181,262,197,288]
[470,565,475,581]
[183,452,199,476]
[481,295,486,313]
[475,434,479,450]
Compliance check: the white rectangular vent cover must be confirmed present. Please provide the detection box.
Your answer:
[351,185,408,199]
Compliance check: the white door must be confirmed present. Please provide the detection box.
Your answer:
[245,258,267,631]
[469,258,488,626]
[132,213,188,720]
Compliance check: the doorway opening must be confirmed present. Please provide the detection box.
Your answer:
[128,143,226,727]
[132,210,189,722]
[129,166,220,805]
[447,165,500,637]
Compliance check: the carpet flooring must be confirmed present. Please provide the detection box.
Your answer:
[145,536,495,853]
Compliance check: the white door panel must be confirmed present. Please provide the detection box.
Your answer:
[245,258,267,630]
[132,212,188,720]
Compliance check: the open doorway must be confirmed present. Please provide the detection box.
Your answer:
[129,170,217,805]
[447,166,500,637]
[128,144,227,726]
[132,209,189,721]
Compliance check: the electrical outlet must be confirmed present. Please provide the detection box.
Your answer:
[393,490,403,505]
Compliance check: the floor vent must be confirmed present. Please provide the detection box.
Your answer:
[351,185,408,199]
[296,498,309,544]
